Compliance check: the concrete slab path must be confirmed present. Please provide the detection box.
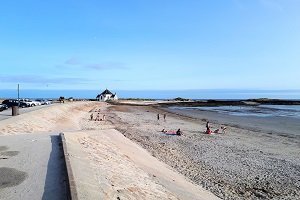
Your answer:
[0,133,68,200]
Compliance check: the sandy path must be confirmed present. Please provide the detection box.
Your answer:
[0,102,99,135]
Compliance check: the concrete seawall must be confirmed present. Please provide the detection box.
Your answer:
[60,132,101,200]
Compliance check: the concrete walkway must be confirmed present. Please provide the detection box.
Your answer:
[0,133,68,200]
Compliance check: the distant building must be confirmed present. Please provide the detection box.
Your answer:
[96,89,118,101]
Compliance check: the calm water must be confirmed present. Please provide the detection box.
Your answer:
[0,89,300,100]
[170,105,300,119]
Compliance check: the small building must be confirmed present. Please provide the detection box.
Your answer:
[96,89,118,101]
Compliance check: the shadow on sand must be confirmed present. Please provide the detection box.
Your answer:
[42,135,69,200]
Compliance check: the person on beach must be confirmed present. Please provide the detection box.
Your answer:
[90,113,93,121]
[213,129,220,133]
[161,129,181,135]
[221,126,227,133]
[176,129,182,136]
[96,113,100,121]
[157,114,160,120]
[212,125,227,134]
[103,114,106,121]
[163,114,166,121]
[206,121,212,134]
[206,121,210,129]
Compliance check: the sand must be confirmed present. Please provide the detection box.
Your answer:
[63,130,218,200]
[1,101,299,199]
[106,104,300,199]
[0,101,218,199]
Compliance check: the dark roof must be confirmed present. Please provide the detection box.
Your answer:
[101,89,113,95]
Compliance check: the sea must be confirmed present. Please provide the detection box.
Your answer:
[0,89,299,100]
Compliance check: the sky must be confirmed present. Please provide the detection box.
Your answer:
[0,0,300,90]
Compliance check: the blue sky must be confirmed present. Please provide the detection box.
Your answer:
[0,0,299,90]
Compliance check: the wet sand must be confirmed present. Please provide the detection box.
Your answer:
[164,107,300,137]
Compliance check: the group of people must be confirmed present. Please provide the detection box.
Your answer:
[157,113,167,121]
[90,110,106,121]
[206,121,226,134]
[158,114,226,136]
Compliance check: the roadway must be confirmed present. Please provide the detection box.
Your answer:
[0,105,53,121]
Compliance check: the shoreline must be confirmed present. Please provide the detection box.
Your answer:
[113,98,300,107]
[159,106,300,138]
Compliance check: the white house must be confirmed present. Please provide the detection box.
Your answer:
[96,89,118,101]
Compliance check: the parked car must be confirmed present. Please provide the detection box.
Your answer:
[35,99,51,105]
[0,104,8,111]
[19,102,28,108]
[27,100,41,106]
[20,99,41,106]
[2,99,28,108]
[20,99,34,107]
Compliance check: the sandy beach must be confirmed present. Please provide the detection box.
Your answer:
[0,101,218,199]
[106,103,300,199]
[0,101,299,199]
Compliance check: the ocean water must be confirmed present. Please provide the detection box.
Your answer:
[0,89,300,100]
[170,105,300,119]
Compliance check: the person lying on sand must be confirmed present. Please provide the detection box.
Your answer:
[161,129,182,136]
[221,126,227,133]
[205,121,226,134]
[206,129,212,134]
[210,126,227,134]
